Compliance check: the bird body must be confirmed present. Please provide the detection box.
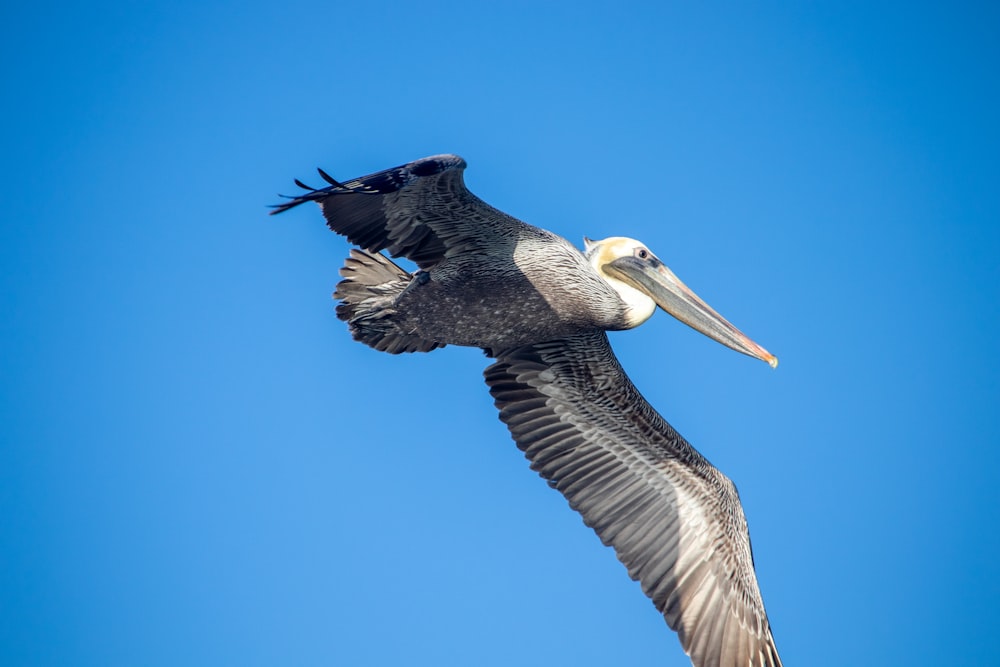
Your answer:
[273,154,783,667]
[301,158,635,353]
[337,236,630,353]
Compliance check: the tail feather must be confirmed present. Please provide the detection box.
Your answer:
[334,249,444,354]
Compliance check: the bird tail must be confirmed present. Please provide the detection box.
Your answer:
[334,249,444,354]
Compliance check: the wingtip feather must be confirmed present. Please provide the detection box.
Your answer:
[317,167,345,188]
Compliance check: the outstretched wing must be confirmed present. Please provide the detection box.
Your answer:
[485,331,782,667]
[271,154,532,269]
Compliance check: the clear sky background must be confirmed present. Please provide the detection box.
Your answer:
[2,2,998,666]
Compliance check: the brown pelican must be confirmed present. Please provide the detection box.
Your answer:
[272,154,783,667]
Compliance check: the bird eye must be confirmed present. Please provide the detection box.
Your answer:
[635,248,649,260]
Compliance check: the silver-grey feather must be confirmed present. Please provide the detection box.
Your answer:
[486,332,781,667]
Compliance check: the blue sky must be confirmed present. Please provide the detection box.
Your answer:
[2,2,999,665]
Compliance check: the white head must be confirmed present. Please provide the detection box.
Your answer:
[584,236,658,328]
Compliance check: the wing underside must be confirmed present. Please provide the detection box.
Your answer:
[485,331,782,667]
[272,154,533,269]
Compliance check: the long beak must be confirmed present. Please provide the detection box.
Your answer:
[606,257,778,368]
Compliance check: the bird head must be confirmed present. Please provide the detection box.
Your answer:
[584,236,777,368]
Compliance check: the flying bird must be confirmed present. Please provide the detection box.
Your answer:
[272,154,783,667]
